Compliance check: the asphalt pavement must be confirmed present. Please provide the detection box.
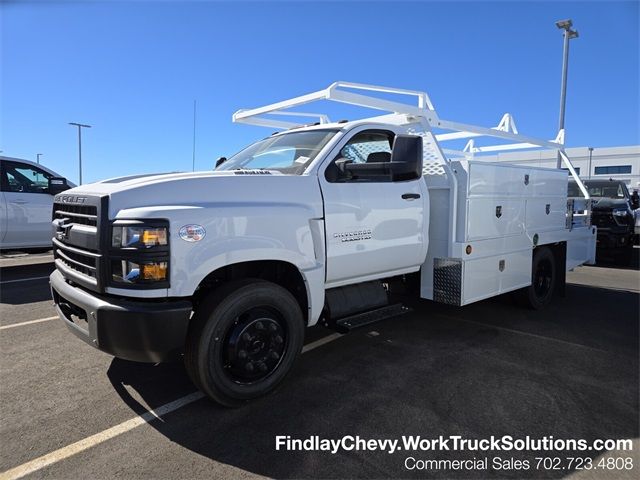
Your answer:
[0,250,638,479]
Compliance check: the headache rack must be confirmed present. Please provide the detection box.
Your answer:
[233,81,592,238]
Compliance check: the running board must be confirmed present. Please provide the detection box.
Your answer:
[334,304,410,333]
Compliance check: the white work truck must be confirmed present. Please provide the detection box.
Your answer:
[50,82,596,406]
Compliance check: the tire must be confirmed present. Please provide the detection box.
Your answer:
[517,247,557,310]
[184,279,304,407]
[616,246,633,266]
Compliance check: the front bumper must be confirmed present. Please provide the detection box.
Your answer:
[50,270,192,363]
[596,229,632,250]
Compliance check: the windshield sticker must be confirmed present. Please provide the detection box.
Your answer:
[233,170,272,175]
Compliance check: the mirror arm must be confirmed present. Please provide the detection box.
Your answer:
[344,162,392,176]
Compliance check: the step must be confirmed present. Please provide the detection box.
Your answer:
[335,303,410,332]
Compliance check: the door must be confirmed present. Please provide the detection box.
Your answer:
[0,161,55,248]
[320,128,429,286]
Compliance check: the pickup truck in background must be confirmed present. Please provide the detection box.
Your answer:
[49,82,597,407]
[569,178,638,264]
[0,156,73,251]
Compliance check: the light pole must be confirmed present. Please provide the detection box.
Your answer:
[69,122,91,185]
[36,153,43,165]
[588,147,594,179]
[555,19,579,168]
[192,99,197,172]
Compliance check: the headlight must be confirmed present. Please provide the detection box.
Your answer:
[612,209,629,217]
[110,220,170,288]
[111,260,168,284]
[112,225,168,248]
[612,208,631,226]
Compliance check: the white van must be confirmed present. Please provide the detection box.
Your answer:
[0,156,73,251]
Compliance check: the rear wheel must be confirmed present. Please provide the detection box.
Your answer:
[517,247,556,310]
[185,279,304,407]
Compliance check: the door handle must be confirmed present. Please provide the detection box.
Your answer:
[401,193,421,200]
[11,199,28,205]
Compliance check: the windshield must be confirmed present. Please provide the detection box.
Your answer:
[218,129,339,175]
[568,182,628,199]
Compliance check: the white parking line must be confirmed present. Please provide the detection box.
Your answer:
[0,331,344,480]
[441,314,612,354]
[0,316,58,331]
[0,392,206,480]
[301,332,344,353]
[0,275,50,285]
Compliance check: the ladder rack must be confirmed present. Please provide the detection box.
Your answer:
[232,81,589,199]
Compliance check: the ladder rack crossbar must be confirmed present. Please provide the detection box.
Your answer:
[233,81,560,151]
[231,81,586,198]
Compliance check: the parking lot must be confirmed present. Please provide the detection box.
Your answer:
[1,251,638,479]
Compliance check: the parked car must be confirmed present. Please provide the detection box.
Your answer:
[569,178,638,264]
[0,156,73,251]
[632,189,640,244]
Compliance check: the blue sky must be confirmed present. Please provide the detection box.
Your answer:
[2,0,638,184]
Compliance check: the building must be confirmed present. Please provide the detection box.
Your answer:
[476,145,640,191]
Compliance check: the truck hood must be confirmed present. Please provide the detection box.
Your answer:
[591,197,629,210]
[58,170,323,220]
[74,170,284,195]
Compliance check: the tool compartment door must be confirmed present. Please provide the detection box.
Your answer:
[525,168,568,233]
[467,162,530,197]
[466,197,525,241]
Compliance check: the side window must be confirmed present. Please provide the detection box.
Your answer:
[3,162,52,194]
[0,164,8,192]
[326,130,395,182]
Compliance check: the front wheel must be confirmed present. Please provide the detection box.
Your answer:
[616,245,633,266]
[185,280,305,407]
[516,247,557,310]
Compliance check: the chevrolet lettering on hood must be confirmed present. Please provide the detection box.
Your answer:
[55,194,87,204]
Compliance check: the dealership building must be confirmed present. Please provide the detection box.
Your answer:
[477,145,640,191]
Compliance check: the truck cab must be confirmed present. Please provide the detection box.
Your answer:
[50,82,597,406]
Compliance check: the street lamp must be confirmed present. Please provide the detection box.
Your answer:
[555,19,579,168]
[36,153,43,165]
[69,122,92,185]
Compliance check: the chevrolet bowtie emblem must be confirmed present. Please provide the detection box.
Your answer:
[54,218,72,240]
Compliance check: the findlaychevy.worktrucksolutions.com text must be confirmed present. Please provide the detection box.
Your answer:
[275,435,633,455]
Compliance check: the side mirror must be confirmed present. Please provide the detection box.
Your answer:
[335,158,353,176]
[215,157,227,169]
[48,177,70,195]
[389,134,423,182]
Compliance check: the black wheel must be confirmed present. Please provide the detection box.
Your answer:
[616,246,633,266]
[517,247,557,310]
[185,279,304,407]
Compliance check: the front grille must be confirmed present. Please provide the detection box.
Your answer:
[591,211,613,228]
[52,195,105,292]
[53,203,97,226]
[54,241,98,279]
